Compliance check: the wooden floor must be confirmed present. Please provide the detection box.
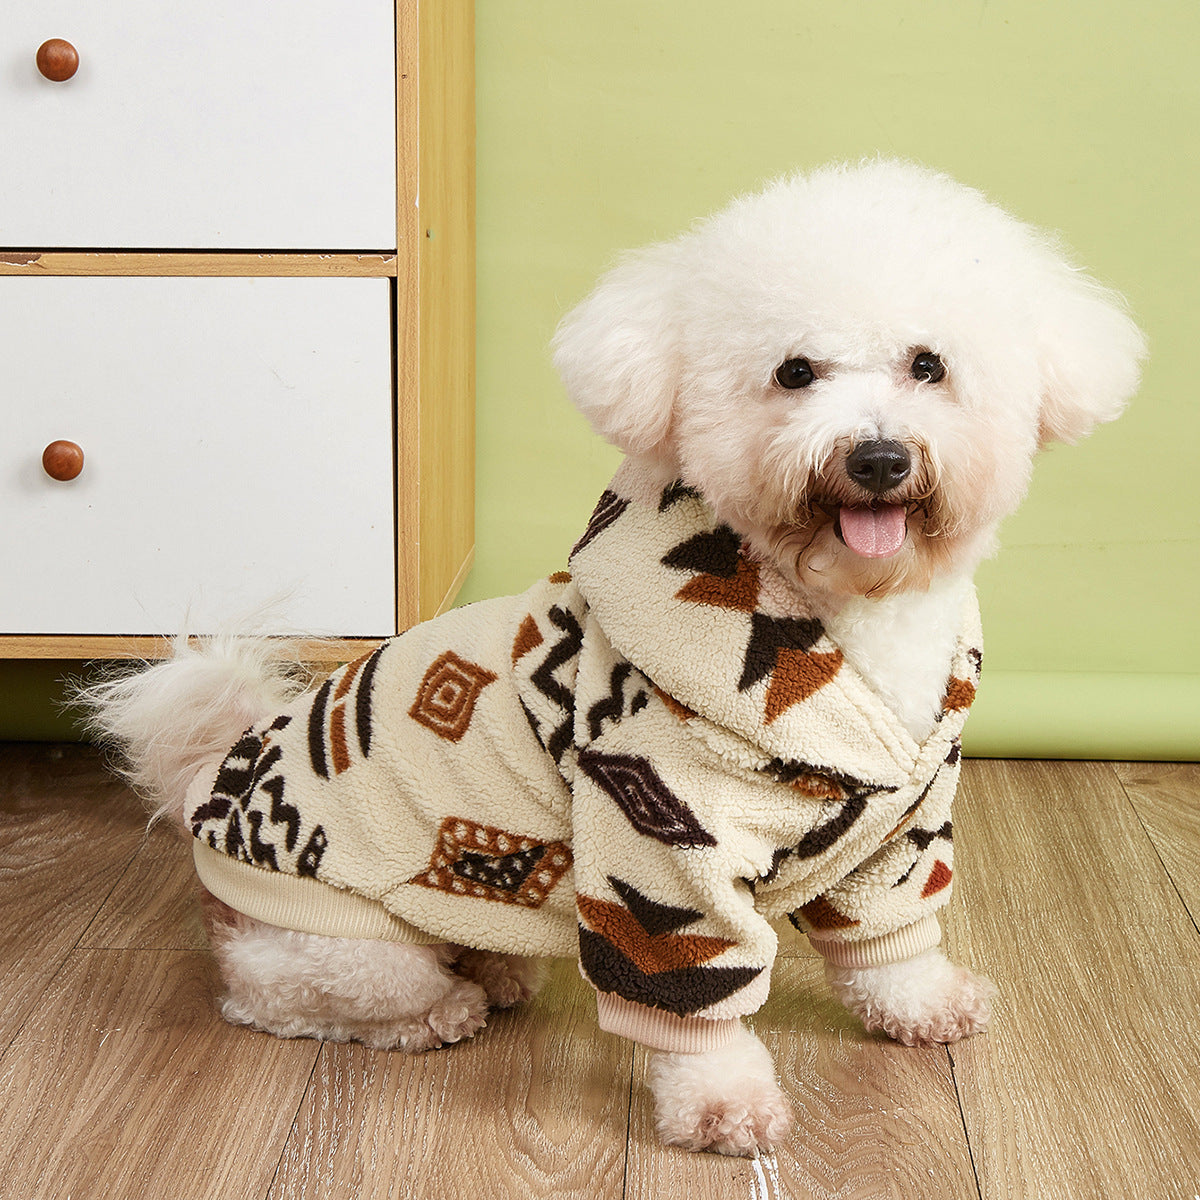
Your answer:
[1,745,1197,1199]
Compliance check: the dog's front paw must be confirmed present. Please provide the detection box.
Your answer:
[827,948,996,1047]
[647,1026,793,1156]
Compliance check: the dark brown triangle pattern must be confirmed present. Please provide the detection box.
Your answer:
[577,873,762,1017]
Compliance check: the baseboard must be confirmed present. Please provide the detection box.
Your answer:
[963,671,1200,761]
[5,662,1196,758]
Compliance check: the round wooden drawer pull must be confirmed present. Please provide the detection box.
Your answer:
[43,441,85,482]
[36,39,79,82]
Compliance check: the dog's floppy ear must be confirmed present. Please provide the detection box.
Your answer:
[1035,260,1147,446]
[552,244,682,465]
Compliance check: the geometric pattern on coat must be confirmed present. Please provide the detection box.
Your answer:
[408,816,573,909]
[513,600,585,770]
[190,713,329,878]
[660,519,846,724]
[309,644,385,775]
[577,876,762,1017]
[408,651,498,743]
[576,748,717,848]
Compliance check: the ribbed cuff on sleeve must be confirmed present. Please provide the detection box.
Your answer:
[808,914,942,968]
[594,992,742,1052]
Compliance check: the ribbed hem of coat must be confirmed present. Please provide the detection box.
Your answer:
[193,841,440,944]
[595,992,742,1052]
[808,914,942,968]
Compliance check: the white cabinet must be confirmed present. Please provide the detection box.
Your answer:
[1,2,475,661]
[3,3,396,249]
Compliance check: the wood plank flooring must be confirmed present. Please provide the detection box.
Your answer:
[1,745,1196,1199]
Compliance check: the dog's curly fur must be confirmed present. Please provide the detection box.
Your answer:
[80,160,1144,1157]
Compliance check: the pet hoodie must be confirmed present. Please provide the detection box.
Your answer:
[186,459,982,1052]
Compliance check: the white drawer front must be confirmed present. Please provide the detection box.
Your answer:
[2,276,395,637]
[3,3,395,249]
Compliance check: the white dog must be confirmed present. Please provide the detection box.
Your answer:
[84,160,1144,1157]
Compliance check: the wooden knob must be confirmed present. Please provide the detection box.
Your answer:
[36,39,79,82]
[43,441,85,482]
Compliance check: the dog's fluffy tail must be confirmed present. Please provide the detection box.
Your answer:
[75,633,310,830]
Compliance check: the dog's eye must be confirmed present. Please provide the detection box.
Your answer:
[775,358,815,389]
[911,351,946,383]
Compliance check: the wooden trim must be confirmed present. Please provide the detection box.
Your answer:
[394,0,477,631]
[0,252,398,278]
[0,634,384,665]
[430,547,476,618]
[394,0,422,633]
[416,0,476,624]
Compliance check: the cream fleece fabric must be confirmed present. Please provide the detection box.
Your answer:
[187,460,982,1051]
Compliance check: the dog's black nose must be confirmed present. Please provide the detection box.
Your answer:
[846,440,912,494]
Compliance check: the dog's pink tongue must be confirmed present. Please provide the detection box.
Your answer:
[839,504,908,558]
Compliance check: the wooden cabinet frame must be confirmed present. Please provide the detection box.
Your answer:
[1,0,475,664]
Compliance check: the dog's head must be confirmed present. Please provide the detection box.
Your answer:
[553,160,1146,598]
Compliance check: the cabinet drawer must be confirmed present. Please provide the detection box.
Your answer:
[2,277,395,637]
[3,2,395,249]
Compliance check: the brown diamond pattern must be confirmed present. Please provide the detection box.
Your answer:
[409,651,498,742]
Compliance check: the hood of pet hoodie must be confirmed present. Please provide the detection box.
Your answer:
[564,458,982,925]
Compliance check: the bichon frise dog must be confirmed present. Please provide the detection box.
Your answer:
[83,160,1145,1157]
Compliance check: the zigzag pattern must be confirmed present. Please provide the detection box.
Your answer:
[513,601,585,768]
[192,714,329,879]
[585,661,651,743]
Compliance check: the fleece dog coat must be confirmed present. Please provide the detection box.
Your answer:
[186,460,982,1051]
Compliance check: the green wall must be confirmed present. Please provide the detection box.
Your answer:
[5,1,1197,755]
[464,0,1198,758]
